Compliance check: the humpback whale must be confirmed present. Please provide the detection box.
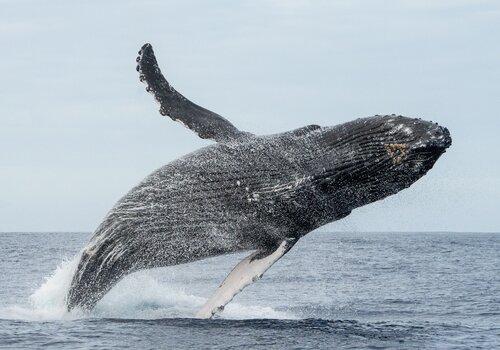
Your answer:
[66,43,452,318]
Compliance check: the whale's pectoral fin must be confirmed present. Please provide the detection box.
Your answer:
[195,238,297,319]
[136,43,249,143]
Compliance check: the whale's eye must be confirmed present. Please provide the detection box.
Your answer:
[385,143,408,165]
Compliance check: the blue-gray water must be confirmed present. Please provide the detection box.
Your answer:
[0,232,498,349]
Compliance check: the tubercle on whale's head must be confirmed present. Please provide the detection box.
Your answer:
[314,115,452,212]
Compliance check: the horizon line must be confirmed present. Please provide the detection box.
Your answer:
[0,230,498,234]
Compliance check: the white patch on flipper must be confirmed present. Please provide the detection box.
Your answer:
[195,238,296,319]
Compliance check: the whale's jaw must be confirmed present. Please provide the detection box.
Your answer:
[314,115,452,212]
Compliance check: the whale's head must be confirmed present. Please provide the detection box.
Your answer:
[316,115,451,215]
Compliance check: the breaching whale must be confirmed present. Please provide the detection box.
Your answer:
[66,43,452,318]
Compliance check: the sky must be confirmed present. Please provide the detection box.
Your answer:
[1,0,499,233]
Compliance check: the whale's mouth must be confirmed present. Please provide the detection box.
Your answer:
[314,115,452,212]
[385,123,452,166]
[409,124,452,152]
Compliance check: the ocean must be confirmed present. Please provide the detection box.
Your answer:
[0,232,498,349]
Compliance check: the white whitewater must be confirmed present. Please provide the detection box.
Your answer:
[0,255,295,321]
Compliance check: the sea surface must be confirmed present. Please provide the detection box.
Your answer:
[0,232,498,349]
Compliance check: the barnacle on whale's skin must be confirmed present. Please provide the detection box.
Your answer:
[385,143,408,165]
[66,43,452,317]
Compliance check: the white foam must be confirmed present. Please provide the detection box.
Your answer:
[95,272,293,320]
[0,255,83,321]
[0,257,295,321]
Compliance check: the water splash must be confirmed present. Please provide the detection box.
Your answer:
[29,255,81,318]
[0,255,82,321]
[0,256,295,321]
